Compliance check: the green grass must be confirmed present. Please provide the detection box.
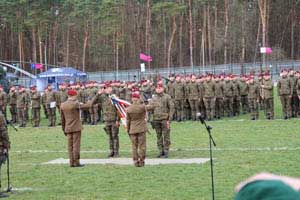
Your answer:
[3,92,300,200]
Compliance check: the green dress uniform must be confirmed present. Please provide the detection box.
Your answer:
[126,100,148,167]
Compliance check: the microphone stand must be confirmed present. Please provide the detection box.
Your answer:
[198,113,216,200]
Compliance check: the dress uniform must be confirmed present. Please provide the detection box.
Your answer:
[126,92,148,167]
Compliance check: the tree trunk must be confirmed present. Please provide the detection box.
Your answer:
[179,13,184,67]
[213,0,218,64]
[31,27,37,63]
[291,0,295,59]
[38,27,43,66]
[207,3,212,66]
[241,0,247,65]
[224,0,229,64]
[188,0,194,70]
[82,21,89,72]
[201,6,207,69]
[258,0,268,66]
[167,16,177,71]
[254,19,261,63]
[145,0,151,70]
[66,25,70,67]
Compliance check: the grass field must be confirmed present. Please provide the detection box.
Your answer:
[2,93,300,200]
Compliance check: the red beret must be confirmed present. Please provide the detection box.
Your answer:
[67,89,77,96]
[156,83,163,88]
[132,92,140,99]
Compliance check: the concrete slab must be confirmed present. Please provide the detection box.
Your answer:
[43,158,210,166]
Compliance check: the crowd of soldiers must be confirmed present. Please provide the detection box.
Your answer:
[0,68,299,129]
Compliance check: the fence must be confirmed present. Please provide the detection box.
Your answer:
[13,60,300,87]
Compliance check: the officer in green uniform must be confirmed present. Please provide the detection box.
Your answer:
[223,75,234,117]
[214,75,224,119]
[203,74,216,121]
[45,85,57,126]
[187,75,200,121]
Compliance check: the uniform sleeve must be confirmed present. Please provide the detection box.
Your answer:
[126,110,131,133]
[167,96,175,121]
[90,94,101,105]
[0,115,9,149]
[60,108,66,132]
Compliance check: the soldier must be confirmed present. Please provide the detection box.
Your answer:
[203,74,216,121]
[296,71,300,116]
[258,73,265,111]
[24,88,30,121]
[247,76,260,120]
[16,86,28,127]
[8,86,17,123]
[60,89,89,167]
[288,70,298,117]
[197,76,206,119]
[119,81,126,100]
[147,83,175,158]
[240,75,249,114]
[91,84,120,157]
[0,109,10,198]
[30,86,41,127]
[277,69,292,119]
[223,75,234,117]
[188,75,200,120]
[126,91,148,167]
[184,76,191,120]
[0,86,7,119]
[231,75,241,116]
[214,76,224,119]
[261,72,274,119]
[173,75,185,121]
[45,85,57,126]
[41,88,48,119]
[125,82,133,103]
[87,82,98,125]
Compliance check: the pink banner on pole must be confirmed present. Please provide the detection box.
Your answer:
[140,53,152,62]
[35,63,43,69]
[266,47,272,54]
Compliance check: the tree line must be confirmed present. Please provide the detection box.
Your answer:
[0,0,299,73]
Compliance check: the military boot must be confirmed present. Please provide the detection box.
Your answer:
[164,151,169,158]
[108,140,114,158]
[156,151,164,158]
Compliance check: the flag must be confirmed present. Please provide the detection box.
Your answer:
[266,47,272,54]
[110,95,131,129]
[35,63,43,69]
[140,53,152,62]
[31,63,35,70]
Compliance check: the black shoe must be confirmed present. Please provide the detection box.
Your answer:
[157,152,164,158]
[284,116,288,120]
[164,152,169,158]
[72,164,85,168]
[0,192,9,198]
[107,152,114,158]
[113,153,119,158]
[251,117,255,120]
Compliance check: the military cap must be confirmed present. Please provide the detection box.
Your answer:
[67,89,77,96]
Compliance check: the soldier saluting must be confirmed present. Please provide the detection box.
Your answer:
[126,91,148,167]
[147,83,174,158]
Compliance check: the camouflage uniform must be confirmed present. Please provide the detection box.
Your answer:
[214,79,224,119]
[232,80,241,116]
[173,80,185,121]
[262,78,274,119]
[87,87,98,125]
[187,80,200,120]
[277,75,292,119]
[0,111,10,179]
[30,91,41,127]
[45,89,57,126]
[203,79,216,120]
[289,75,298,117]
[247,81,260,120]
[0,91,7,119]
[239,79,249,114]
[147,92,175,157]
[41,91,48,119]
[91,93,120,157]
[8,90,17,123]
[17,90,28,127]
[223,79,234,117]
[198,81,206,119]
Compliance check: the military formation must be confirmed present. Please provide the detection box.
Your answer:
[0,68,299,130]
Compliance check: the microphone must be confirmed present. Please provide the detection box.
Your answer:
[196,112,205,124]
